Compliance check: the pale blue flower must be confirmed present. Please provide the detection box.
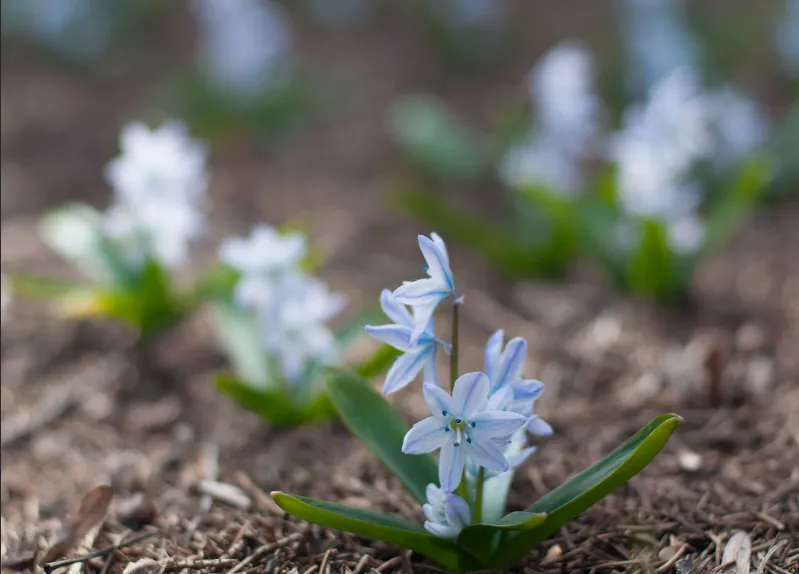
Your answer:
[403,372,527,491]
[422,483,471,539]
[776,0,799,78]
[708,87,770,168]
[365,290,450,395]
[393,233,455,345]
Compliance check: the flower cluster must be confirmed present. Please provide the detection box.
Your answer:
[608,68,768,254]
[102,121,208,271]
[190,0,292,102]
[366,234,551,538]
[220,225,345,384]
[499,41,601,197]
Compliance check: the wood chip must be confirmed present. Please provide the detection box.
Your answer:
[722,531,752,574]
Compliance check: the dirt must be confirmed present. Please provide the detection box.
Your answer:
[1,2,798,573]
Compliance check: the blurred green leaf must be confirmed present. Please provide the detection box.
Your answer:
[354,344,401,380]
[271,492,468,571]
[490,414,683,569]
[216,375,334,426]
[627,219,679,299]
[391,96,492,183]
[326,370,438,504]
[211,300,271,388]
[396,188,539,278]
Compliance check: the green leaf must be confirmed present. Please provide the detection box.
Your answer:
[491,414,682,569]
[211,301,271,387]
[326,371,438,504]
[395,189,536,278]
[216,375,334,426]
[390,96,492,183]
[354,345,401,380]
[193,263,242,303]
[627,219,680,299]
[335,304,385,349]
[456,511,547,565]
[39,203,132,285]
[271,492,467,571]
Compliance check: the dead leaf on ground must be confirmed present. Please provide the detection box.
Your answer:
[40,484,114,564]
[0,551,37,572]
[722,531,752,574]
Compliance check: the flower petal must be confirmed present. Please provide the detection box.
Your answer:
[527,415,554,436]
[507,445,537,469]
[408,300,440,345]
[423,383,455,418]
[486,386,514,411]
[423,346,439,387]
[452,372,489,418]
[430,232,450,266]
[402,417,449,454]
[439,440,467,492]
[425,483,445,507]
[444,493,471,529]
[379,289,413,327]
[382,351,427,395]
[466,435,509,472]
[512,379,545,402]
[393,278,448,304]
[419,234,453,290]
[494,337,527,391]
[470,411,527,439]
[364,324,415,352]
[424,521,460,539]
[484,329,504,384]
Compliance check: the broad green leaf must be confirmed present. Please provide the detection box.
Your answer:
[271,492,467,571]
[193,263,242,303]
[39,203,133,286]
[326,371,438,504]
[216,375,334,426]
[211,301,271,387]
[335,304,385,348]
[8,274,87,301]
[354,345,401,380]
[627,219,679,300]
[456,511,547,565]
[391,96,491,183]
[490,414,682,569]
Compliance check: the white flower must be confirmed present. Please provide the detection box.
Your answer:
[422,484,471,539]
[708,87,770,168]
[402,372,527,491]
[498,133,583,196]
[259,273,346,383]
[219,225,307,308]
[393,233,455,345]
[191,0,291,99]
[777,0,799,78]
[365,290,450,395]
[529,41,600,149]
[105,121,208,208]
[666,212,704,254]
[618,0,699,93]
[103,198,205,271]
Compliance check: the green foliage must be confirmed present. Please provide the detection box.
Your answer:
[390,96,493,184]
[276,369,682,571]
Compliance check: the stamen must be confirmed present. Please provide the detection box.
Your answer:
[442,410,447,416]
[455,418,462,423]
[470,422,476,428]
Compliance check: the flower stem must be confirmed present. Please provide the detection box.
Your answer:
[474,467,485,524]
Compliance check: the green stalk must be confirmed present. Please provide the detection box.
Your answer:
[474,467,485,524]
[450,300,470,502]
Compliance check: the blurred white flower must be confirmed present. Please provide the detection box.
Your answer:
[105,121,208,207]
[529,41,601,149]
[618,0,699,93]
[708,87,770,168]
[498,134,583,196]
[499,42,600,196]
[777,0,799,77]
[191,0,292,99]
[103,199,205,271]
[259,273,346,382]
[666,212,705,254]
[219,225,307,309]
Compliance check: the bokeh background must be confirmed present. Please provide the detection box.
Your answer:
[1,1,797,573]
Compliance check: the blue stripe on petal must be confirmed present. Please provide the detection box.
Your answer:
[364,324,415,352]
[379,289,413,327]
[439,440,466,492]
[419,234,453,290]
[382,351,427,395]
[402,417,449,454]
[423,383,455,418]
[494,337,527,391]
[469,411,527,439]
[452,372,489,418]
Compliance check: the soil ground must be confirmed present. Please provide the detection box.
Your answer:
[1,2,797,573]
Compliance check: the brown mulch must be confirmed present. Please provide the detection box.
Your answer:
[2,2,798,573]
